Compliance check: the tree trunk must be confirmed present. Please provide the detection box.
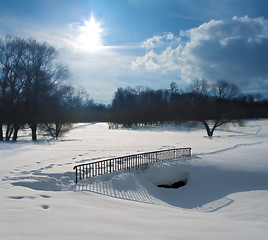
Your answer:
[5,124,14,141]
[202,120,213,137]
[31,122,37,141]
[210,120,220,137]
[0,124,3,141]
[12,125,19,141]
[55,123,63,139]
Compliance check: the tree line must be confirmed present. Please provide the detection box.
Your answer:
[109,80,268,136]
[1,36,267,140]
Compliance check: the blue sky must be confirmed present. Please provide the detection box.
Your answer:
[1,0,268,102]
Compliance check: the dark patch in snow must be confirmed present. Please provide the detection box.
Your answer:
[8,196,24,199]
[44,164,54,169]
[8,196,36,200]
[40,194,51,198]
[158,179,187,189]
[42,205,49,209]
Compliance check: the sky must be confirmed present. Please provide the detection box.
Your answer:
[0,0,268,103]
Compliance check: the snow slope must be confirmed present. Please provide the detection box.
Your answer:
[0,120,268,239]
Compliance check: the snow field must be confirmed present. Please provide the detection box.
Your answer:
[0,120,268,239]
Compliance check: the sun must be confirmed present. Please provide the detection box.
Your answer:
[77,15,103,52]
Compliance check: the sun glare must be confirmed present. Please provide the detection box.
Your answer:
[77,15,103,52]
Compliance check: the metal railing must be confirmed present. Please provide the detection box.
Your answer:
[73,147,191,183]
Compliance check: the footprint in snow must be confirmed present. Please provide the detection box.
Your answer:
[40,194,51,199]
[8,196,36,200]
[42,205,49,210]
[44,164,54,169]
[8,196,24,199]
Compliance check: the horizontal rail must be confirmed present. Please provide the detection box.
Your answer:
[73,147,191,183]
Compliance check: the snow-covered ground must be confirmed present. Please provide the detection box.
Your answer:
[1,120,268,240]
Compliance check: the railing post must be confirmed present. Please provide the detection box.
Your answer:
[82,165,84,179]
[74,166,78,184]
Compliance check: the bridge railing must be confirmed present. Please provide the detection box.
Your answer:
[73,147,191,183]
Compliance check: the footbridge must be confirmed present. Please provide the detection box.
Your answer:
[73,147,191,183]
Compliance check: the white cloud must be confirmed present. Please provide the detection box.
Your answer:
[132,16,268,88]
[141,32,180,50]
[141,35,163,49]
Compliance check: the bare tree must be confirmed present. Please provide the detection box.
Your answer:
[39,84,86,139]
[188,79,241,137]
[0,36,26,141]
[170,82,180,94]
[0,36,70,141]
[201,80,241,137]
[22,39,69,140]
[188,79,210,96]
[211,80,240,99]
[40,123,73,139]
